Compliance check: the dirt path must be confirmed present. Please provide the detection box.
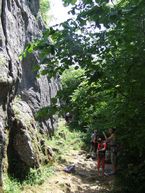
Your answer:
[22,150,113,193]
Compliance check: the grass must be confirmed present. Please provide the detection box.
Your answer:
[47,120,85,159]
[3,176,21,193]
[23,165,55,186]
[3,165,55,193]
[3,119,85,193]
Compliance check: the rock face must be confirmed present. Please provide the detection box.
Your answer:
[8,97,53,179]
[0,0,59,179]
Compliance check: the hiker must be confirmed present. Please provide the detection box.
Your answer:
[104,128,117,175]
[97,137,107,176]
[90,130,98,155]
[65,112,72,124]
[0,121,5,187]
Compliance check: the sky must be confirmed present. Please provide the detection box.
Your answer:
[48,0,71,26]
[47,0,117,26]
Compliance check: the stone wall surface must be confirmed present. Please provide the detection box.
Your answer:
[0,0,58,179]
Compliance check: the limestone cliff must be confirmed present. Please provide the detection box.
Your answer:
[0,0,59,179]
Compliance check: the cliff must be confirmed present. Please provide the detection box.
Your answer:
[0,0,59,179]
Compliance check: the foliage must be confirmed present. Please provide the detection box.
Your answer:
[47,119,85,160]
[3,166,54,193]
[23,165,54,186]
[40,0,50,24]
[24,0,145,192]
[4,176,21,193]
[59,67,112,129]
[58,67,85,114]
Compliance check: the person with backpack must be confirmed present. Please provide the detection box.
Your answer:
[90,130,98,156]
[97,137,107,176]
[104,128,117,175]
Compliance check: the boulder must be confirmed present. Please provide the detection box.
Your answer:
[8,97,53,179]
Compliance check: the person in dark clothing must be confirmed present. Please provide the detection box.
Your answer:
[90,130,98,154]
[65,112,72,123]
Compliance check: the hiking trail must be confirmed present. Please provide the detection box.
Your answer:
[22,149,113,193]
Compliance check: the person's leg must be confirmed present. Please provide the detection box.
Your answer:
[111,152,117,174]
[92,143,96,153]
[94,143,97,152]
[90,142,95,153]
[94,143,98,159]
[102,157,105,176]
[97,157,101,176]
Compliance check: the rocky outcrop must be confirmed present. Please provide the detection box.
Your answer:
[8,97,53,179]
[0,0,59,179]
